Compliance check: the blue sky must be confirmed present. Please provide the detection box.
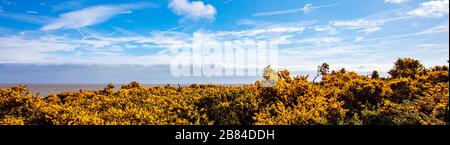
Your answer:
[0,0,448,84]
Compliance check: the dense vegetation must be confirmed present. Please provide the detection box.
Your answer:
[1,58,448,125]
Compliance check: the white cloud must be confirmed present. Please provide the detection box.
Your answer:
[119,10,133,14]
[332,19,376,28]
[415,23,449,35]
[168,0,217,20]
[355,37,365,42]
[0,30,194,64]
[415,43,449,51]
[41,4,151,31]
[362,27,382,33]
[297,37,342,44]
[236,19,271,27]
[51,0,85,12]
[350,23,449,43]
[407,0,449,17]
[216,26,305,38]
[253,3,312,16]
[322,9,413,35]
[252,3,340,17]
[25,11,38,14]
[0,11,54,24]
[303,4,313,14]
[384,0,409,4]
[0,35,76,63]
[332,19,383,33]
[216,21,311,39]
[313,25,339,35]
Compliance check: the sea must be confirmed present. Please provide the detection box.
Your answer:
[0,83,245,97]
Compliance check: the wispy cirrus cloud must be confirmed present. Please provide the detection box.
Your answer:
[236,19,272,27]
[407,0,449,17]
[41,3,155,31]
[0,35,76,63]
[296,36,342,44]
[323,11,412,34]
[0,30,191,64]
[215,26,305,38]
[168,0,217,20]
[25,11,38,14]
[331,19,383,33]
[252,3,342,17]
[0,11,54,24]
[279,24,449,72]
[385,0,409,4]
[51,0,86,12]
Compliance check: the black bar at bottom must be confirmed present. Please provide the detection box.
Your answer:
[0,125,447,144]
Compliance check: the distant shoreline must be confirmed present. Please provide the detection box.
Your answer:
[0,83,248,97]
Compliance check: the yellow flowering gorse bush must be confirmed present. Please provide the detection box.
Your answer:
[0,58,448,125]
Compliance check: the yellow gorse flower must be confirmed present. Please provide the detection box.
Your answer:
[0,58,448,125]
